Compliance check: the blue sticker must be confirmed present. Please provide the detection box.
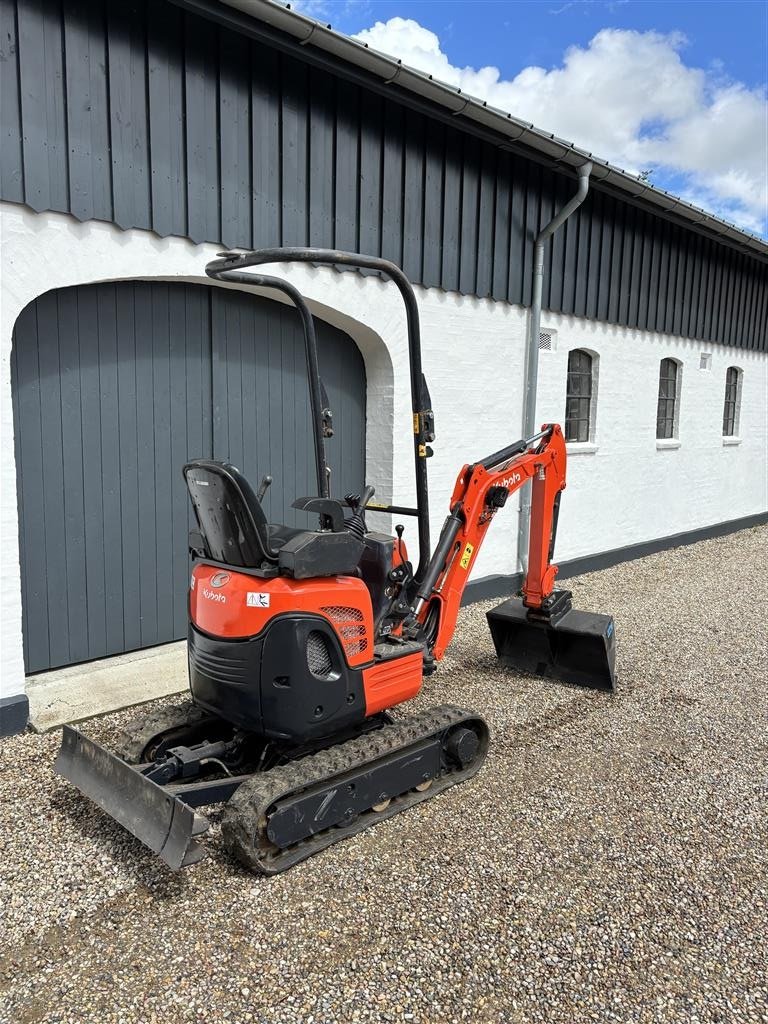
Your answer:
[606,621,614,638]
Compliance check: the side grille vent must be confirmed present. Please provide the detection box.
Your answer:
[320,605,369,657]
[306,631,334,678]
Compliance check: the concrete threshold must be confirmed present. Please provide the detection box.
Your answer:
[27,641,188,732]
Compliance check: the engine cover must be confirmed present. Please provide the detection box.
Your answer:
[187,563,374,740]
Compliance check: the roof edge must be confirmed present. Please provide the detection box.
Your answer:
[213,0,767,259]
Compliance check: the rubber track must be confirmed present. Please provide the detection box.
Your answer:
[221,704,489,875]
[115,700,212,764]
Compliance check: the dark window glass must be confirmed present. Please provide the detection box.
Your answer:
[722,367,740,436]
[656,358,679,439]
[565,350,593,442]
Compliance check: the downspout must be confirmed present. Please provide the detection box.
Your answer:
[517,161,592,574]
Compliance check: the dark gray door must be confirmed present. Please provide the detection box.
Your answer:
[12,281,366,673]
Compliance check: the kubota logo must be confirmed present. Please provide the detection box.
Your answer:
[210,572,230,588]
[500,472,522,488]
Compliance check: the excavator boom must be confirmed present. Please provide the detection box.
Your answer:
[416,424,616,690]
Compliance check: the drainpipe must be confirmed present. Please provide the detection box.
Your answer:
[517,160,592,574]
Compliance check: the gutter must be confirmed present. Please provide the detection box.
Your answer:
[517,162,592,574]
[198,0,767,260]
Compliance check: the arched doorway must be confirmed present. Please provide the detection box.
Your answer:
[12,280,366,672]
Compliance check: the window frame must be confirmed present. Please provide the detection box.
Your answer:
[564,348,596,444]
[722,366,742,438]
[656,358,682,441]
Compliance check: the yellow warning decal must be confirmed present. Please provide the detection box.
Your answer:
[366,502,387,510]
[418,444,427,457]
[459,543,474,570]
[413,413,420,433]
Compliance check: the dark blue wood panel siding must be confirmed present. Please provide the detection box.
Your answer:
[11,281,366,672]
[1,0,765,349]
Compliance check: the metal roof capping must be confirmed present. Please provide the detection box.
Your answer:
[206,0,767,261]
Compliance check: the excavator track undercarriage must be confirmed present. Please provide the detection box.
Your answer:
[116,700,226,764]
[222,705,489,874]
[59,704,489,874]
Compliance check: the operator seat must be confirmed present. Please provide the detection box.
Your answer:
[183,460,364,578]
[184,460,281,567]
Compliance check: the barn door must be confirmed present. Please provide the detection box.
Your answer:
[12,281,365,673]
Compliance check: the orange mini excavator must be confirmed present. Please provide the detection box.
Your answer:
[57,249,616,874]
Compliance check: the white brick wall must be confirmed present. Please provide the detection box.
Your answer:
[534,314,768,560]
[1,203,766,701]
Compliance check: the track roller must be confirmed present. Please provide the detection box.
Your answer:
[221,704,489,875]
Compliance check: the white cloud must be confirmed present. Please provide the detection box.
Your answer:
[353,18,767,235]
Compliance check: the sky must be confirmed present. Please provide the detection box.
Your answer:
[286,1,768,238]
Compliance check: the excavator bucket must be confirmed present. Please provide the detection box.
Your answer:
[486,595,616,692]
[55,725,209,869]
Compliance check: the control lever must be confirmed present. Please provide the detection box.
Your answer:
[344,486,374,512]
[345,485,375,540]
[394,524,407,574]
[359,484,376,510]
[256,475,273,503]
[390,524,413,616]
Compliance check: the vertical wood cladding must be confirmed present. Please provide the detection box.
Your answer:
[11,280,366,671]
[2,0,765,349]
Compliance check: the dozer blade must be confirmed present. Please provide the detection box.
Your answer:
[55,725,209,870]
[486,597,616,692]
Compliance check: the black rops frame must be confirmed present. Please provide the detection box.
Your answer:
[205,264,332,500]
[205,248,434,587]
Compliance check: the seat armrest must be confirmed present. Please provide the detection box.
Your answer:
[292,497,346,532]
[188,528,208,558]
[278,531,364,579]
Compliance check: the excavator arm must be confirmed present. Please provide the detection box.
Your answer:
[413,424,567,660]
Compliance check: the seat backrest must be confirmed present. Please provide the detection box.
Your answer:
[183,460,276,567]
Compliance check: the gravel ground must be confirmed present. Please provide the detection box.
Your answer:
[1,525,766,1024]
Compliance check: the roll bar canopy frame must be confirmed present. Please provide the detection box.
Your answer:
[205,265,331,500]
[205,248,434,586]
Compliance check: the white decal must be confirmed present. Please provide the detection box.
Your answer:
[247,592,271,608]
[190,575,195,590]
[499,472,522,488]
[202,588,226,603]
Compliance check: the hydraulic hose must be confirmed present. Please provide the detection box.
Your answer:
[412,510,463,614]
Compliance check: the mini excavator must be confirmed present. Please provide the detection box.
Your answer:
[56,249,616,875]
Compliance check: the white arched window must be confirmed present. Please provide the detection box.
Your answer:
[656,358,682,440]
[722,367,743,437]
[564,349,597,443]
